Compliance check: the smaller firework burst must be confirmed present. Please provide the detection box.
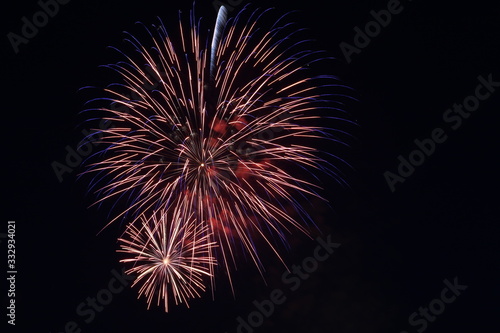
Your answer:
[118,209,217,311]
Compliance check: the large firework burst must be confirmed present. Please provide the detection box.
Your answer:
[83,4,353,311]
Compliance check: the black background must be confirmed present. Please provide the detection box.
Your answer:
[2,0,499,332]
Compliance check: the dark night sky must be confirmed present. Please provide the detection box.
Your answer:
[2,0,499,332]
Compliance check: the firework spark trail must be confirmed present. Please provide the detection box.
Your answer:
[83,5,354,310]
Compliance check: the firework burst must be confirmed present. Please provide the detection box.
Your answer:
[118,209,216,312]
[82,4,354,310]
